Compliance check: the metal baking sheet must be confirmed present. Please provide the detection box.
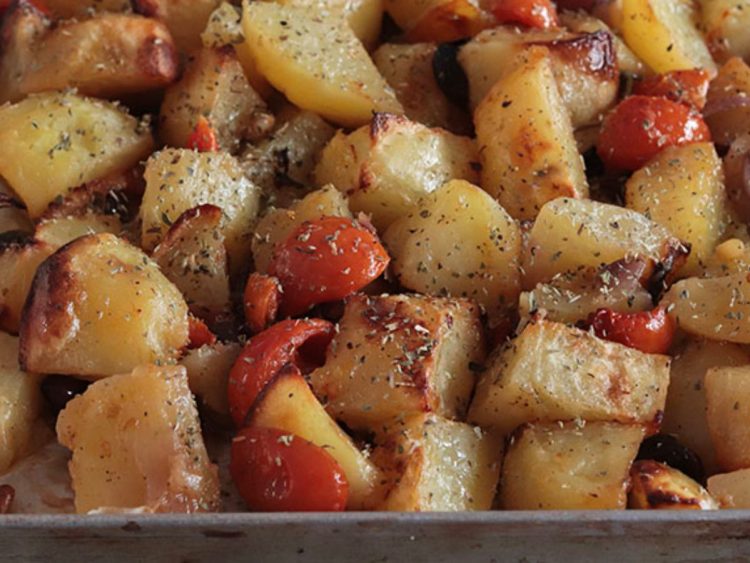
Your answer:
[3,511,750,562]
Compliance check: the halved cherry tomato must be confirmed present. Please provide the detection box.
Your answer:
[633,70,710,110]
[489,0,559,28]
[269,217,390,317]
[187,116,219,152]
[597,95,711,171]
[586,307,676,355]
[187,315,217,349]
[231,426,349,512]
[227,318,334,426]
[243,273,282,335]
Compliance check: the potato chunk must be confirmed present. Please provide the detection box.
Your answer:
[469,319,670,436]
[384,0,492,43]
[241,2,401,127]
[372,414,501,511]
[625,143,728,275]
[159,47,269,154]
[140,149,261,271]
[0,333,41,474]
[0,92,153,218]
[19,234,189,378]
[180,342,240,418]
[628,460,717,510]
[310,294,485,432]
[705,366,750,471]
[0,1,48,104]
[316,113,479,229]
[475,47,588,221]
[384,180,521,321]
[701,0,750,64]
[663,273,750,344]
[56,364,220,514]
[621,0,716,75]
[248,370,382,509]
[522,197,687,290]
[708,468,750,508]
[501,421,645,510]
[0,240,54,334]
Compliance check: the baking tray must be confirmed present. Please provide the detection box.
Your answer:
[2,511,750,562]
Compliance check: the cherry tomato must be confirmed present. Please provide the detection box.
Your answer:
[633,70,710,110]
[243,273,281,335]
[231,426,349,512]
[187,116,219,152]
[227,319,334,426]
[586,307,676,354]
[597,95,711,171]
[187,315,217,349]
[489,0,559,28]
[269,217,390,317]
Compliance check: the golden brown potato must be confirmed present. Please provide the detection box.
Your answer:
[625,143,729,276]
[0,332,42,474]
[0,1,48,104]
[316,113,479,230]
[475,47,588,221]
[701,238,750,278]
[248,369,382,509]
[134,0,222,53]
[708,468,750,508]
[384,0,493,43]
[469,319,670,436]
[251,186,352,274]
[700,0,750,64]
[373,43,470,133]
[19,14,178,99]
[140,149,261,272]
[663,273,750,344]
[309,294,485,432]
[152,205,231,327]
[241,2,402,127]
[56,364,220,513]
[384,180,521,322]
[180,341,240,419]
[704,58,750,147]
[240,109,336,199]
[522,197,687,290]
[628,460,717,510]
[662,338,749,475]
[0,92,153,219]
[705,366,750,471]
[159,47,270,153]
[0,240,54,334]
[19,234,189,378]
[500,421,645,510]
[34,213,123,250]
[372,414,501,511]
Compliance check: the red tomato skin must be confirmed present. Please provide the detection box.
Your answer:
[587,307,676,355]
[489,0,559,28]
[597,95,711,171]
[187,116,219,152]
[243,273,281,335]
[227,319,334,427]
[231,426,349,512]
[187,316,217,349]
[269,217,390,317]
[633,70,710,110]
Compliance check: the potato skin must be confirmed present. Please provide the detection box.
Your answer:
[628,460,717,510]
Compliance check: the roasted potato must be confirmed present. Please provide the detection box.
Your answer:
[134,0,223,53]
[316,113,479,230]
[19,234,189,378]
[708,468,750,508]
[704,58,750,147]
[372,414,501,511]
[34,212,123,250]
[0,332,42,474]
[621,0,716,75]
[152,205,232,327]
[56,364,220,513]
[159,47,270,153]
[522,197,687,290]
[0,240,54,334]
[309,294,485,432]
[699,0,750,64]
[469,319,670,436]
[0,92,153,218]
[500,421,645,510]
[140,149,261,273]
[384,180,521,322]
[628,460,717,510]
[384,0,493,43]
[180,341,241,419]
[241,1,402,127]
[625,143,729,276]
[705,366,750,471]
[474,47,588,221]
[248,369,383,509]
[0,0,48,104]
